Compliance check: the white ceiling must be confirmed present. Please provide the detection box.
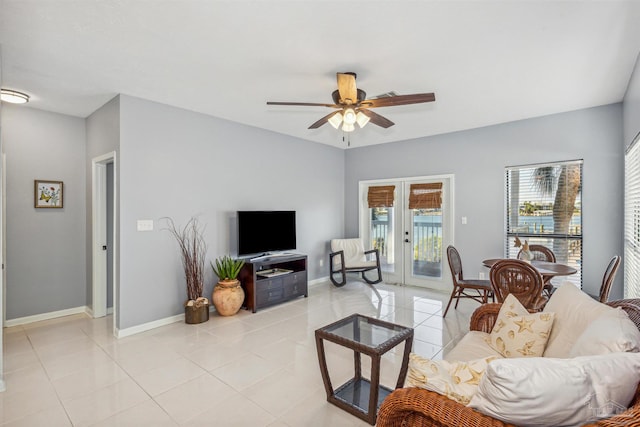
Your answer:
[2,1,640,149]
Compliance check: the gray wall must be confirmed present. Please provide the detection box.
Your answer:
[2,93,627,326]
[345,104,624,299]
[117,95,344,329]
[624,52,640,147]
[2,105,87,319]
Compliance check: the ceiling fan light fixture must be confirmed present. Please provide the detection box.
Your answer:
[1,88,30,104]
[343,108,357,125]
[356,111,370,128]
[342,122,355,132]
[328,112,343,129]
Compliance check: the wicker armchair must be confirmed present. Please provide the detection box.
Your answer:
[377,298,640,427]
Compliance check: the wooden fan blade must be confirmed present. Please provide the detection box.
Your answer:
[267,101,339,108]
[337,73,358,104]
[308,110,341,129]
[360,93,436,108]
[359,109,394,128]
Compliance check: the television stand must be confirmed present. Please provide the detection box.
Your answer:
[238,254,307,313]
[249,252,294,262]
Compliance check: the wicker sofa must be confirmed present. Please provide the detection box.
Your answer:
[377,297,640,427]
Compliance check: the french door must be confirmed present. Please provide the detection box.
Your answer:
[360,176,454,291]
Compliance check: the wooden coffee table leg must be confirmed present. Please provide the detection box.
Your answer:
[396,334,414,388]
[368,354,382,425]
[315,333,333,399]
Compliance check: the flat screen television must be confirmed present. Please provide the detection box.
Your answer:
[237,210,296,257]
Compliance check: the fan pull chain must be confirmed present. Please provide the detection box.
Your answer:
[342,132,351,147]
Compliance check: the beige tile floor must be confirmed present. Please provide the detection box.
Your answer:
[1,280,479,426]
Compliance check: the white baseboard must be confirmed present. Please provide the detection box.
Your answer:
[84,306,114,318]
[4,306,88,327]
[309,276,328,287]
[115,314,183,339]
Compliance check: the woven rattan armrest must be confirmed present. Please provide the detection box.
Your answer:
[376,387,516,427]
[469,303,502,332]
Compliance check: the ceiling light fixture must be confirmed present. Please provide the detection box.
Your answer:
[327,108,369,133]
[342,123,355,132]
[328,112,343,129]
[342,108,357,126]
[1,89,30,104]
[356,111,370,128]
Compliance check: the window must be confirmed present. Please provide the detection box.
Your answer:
[625,134,640,298]
[505,160,583,287]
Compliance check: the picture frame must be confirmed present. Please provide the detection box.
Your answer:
[34,180,63,208]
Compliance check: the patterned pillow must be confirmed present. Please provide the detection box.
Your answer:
[405,353,498,405]
[487,294,555,357]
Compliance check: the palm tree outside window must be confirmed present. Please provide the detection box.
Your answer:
[505,160,583,288]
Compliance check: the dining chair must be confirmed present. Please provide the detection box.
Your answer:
[444,245,493,317]
[598,255,621,303]
[489,259,547,311]
[518,244,556,298]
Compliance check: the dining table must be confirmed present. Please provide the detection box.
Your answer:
[482,258,577,284]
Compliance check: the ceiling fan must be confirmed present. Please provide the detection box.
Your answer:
[266,72,435,132]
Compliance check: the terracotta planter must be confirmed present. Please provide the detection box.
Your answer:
[212,279,245,316]
[185,297,210,324]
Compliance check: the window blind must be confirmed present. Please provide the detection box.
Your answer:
[625,134,640,298]
[367,185,395,208]
[505,160,583,287]
[408,182,442,209]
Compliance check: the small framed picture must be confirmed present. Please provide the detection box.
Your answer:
[34,180,63,208]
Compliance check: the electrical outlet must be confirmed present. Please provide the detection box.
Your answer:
[319,258,324,267]
[479,272,485,280]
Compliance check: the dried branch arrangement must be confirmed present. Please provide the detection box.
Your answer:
[164,217,207,302]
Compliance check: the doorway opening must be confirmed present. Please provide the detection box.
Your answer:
[92,152,116,330]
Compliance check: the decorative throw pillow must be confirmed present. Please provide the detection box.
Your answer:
[487,294,555,357]
[569,307,640,357]
[405,353,498,405]
[468,352,640,426]
[543,281,614,357]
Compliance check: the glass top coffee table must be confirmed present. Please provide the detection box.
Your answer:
[315,313,414,425]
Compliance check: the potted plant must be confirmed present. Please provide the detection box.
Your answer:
[211,255,245,316]
[165,217,209,324]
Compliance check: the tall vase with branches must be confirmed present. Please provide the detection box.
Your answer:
[165,217,209,323]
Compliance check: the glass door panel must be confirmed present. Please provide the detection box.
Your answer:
[370,207,395,273]
[403,179,452,291]
[410,208,442,280]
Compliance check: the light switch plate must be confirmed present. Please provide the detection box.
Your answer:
[137,219,154,231]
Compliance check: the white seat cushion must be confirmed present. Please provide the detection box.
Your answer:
[445,331,503,362]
